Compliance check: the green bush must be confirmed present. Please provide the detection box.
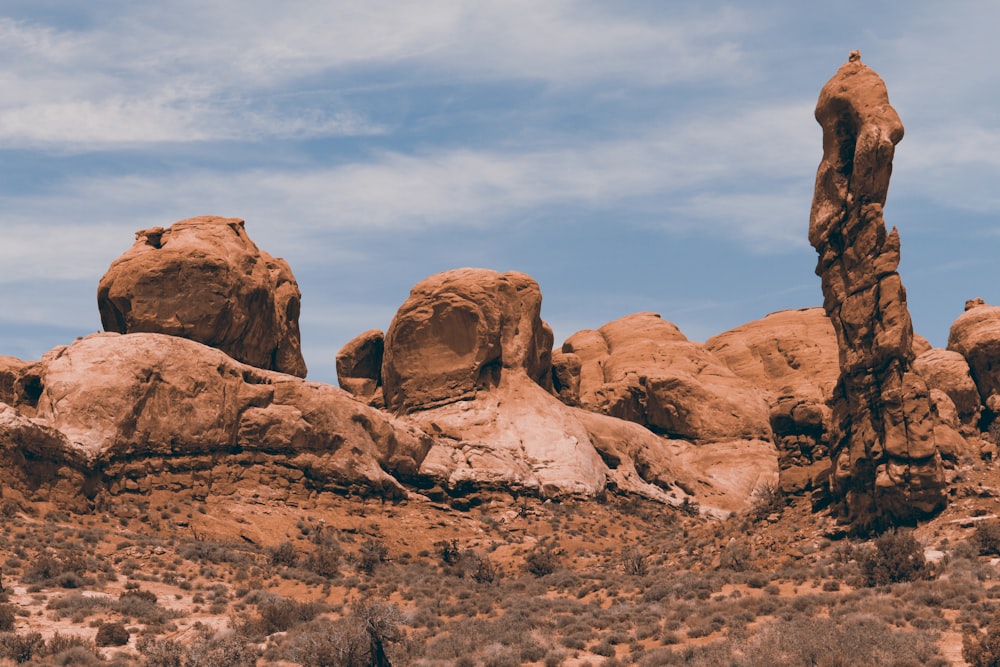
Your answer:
[861,530,927,586]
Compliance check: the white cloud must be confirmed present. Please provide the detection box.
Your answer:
[0,2,758,149]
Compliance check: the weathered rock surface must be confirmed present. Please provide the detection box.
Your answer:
[383,270,774,512]
[706,308,839,493]
[948,301,1000,415]
[808,54,944,530]
[913,348,981,429]
[2,333,429,507]
[98,216,307,378]
[382,268,553,414]
[564,312,772,443]
[336,329,385,406]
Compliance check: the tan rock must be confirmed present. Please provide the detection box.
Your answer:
[550,350,581,406]
[98,216,307,377]
[565,312,771,444]
[808,54,945,530]
[382,268,553,414]
[913,348,981,427]
[4,333,430,505]
[948,302,1000,411]
[336,329,384,405]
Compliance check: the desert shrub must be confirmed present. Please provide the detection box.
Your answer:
[267,541,298,567]
[357,538,389,574]
[621,547,648,576]
[860,530,927,586]
[525,545,559,577]
[0,631,44,663]
[436,539,462,565]
[974,521,1000,557]
[964,609,1000,667]
[0,605,13,632]
[244,592,326,636]
[140,627,256,667]
[136,636,185,667]
[281,617,367,667]
[748,482,783,522]
[0,499,19,518]
[306,538,343,578]
[114,589,177,625]
[95,621,130,647]
[719,539,752,572]
[180,539,255,565]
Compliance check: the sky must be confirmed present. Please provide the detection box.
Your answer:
[1,2,998,386]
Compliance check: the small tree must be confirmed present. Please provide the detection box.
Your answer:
[861,530,927,586]
[95,622,130,647]
[621,547,648,576]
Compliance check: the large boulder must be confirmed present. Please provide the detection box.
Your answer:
[706,308,839,493]
[948,301,1000,414]
[98,216,307,377]
[382,268,553,414]
[3,333,429,505]
[563,312,772,443]
[808,53,944,530]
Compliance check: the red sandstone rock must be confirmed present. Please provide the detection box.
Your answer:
[382,268,553,414]
[706,308,839,493]
[98,216,307,377]
[913,348,981,428]
[948,301,1000,413]
[809,54,944,530]
[564,312,771,443]
[336,329,385,406]
[3,333,428,506]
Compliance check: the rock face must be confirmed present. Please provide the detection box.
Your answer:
[913,348,981,429]
[98,216,307,378]
[382,268,553,414]
[948,301,1000,415]
[1,333,428,508]
[706,308,839,494]
[336,329,385,406]
[564,312,772,443]
[382,269,774,512]
[808,54,944,530]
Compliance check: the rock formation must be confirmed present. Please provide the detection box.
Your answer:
[563,312,772,444]
[336,329,385,406]
[98,216,307,378]
[948,300,1000,417]
[380,269,773,512]
[808,54,944,530]
[706,308,839,494]
[0,333,428,509]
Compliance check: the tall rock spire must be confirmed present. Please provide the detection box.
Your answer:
[808,53,945,531]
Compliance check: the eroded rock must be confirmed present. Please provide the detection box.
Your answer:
[3,333,428,506]
[336,329,385,406]
[98,216,307,377]
[948,301,1000,415]
[808,54,944,530]
[706,308,839,494]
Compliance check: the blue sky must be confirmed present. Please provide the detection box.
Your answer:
[1,2,998,385]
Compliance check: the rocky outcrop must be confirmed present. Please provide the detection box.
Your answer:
[382,270,775,512]
[336,329,385,406]
[564,312,772,443]
[948,301,1000,416]
[1,333,429,507]
[706,308,839,494]
[913,348,981,430]
[808,53,944,530]
[98,216,307,378]
[382,268,553,414]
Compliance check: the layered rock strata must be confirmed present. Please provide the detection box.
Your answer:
[0,333,428,509]
[98,216,307,377]
[808,54,944,530]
